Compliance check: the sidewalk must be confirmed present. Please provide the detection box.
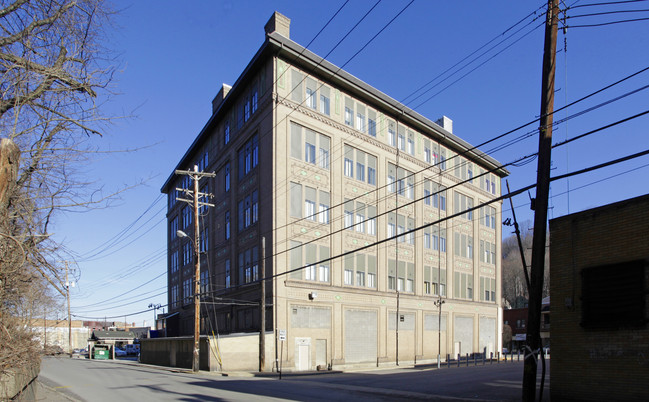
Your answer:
[33,380,78,402]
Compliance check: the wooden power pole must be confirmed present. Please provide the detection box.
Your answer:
[176,165,215,373]
[523,0,559,400]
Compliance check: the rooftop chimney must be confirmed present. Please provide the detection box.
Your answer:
[264,11,290,38]
[212,84,232,114]
[435,116,453,134]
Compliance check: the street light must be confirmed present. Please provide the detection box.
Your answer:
[177,229,201,372]
[434,296,445,369]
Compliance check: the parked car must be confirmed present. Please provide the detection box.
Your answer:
[43,345,64,356]
[114,347,127,357]
[124,344,140,355]
[72,348,88,359]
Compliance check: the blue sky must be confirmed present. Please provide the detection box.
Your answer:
[59,1,649,326]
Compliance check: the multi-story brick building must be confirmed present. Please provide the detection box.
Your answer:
[550,194,649,401]
[161,12,508,371]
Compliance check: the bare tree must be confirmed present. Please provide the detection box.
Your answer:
[0,0,123,378]
[501,220,550,308]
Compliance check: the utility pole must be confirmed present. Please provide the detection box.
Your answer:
[176,165,215,373]
[434,296,445,368]
[523,0,559,400]
[259,237,266,372]
[65,262,72,356]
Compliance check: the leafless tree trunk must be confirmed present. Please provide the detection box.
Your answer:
[501,220,550,308]
[1,0,125,376]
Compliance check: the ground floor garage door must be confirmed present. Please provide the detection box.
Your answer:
[344,309,377,363]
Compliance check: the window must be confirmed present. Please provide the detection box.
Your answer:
[225,212,231,239]
[183,279,192,305]
[224,163,230,192]
[345,107,353,126]
[356,161,365,182]
[319,191,330,224]
[225,260,231,288]
[291,123,330,170]
[454,272,473,300]
[171,284,179,308]
[398,130,405,151]
[366,210,376,236]
[200,226,208,253]
[345,269,353,285]
[290,183,330,225]
[170,216,178,241]
[424,266,447,296]
[388,121,396,147]
[344,157,353,178]
[440,229,447,252]
[306,87,316,109]
[319,263,330,282]
[454,192,474,221]
[344,199,354,230]
[368,165,376,186]
[368,118,376,136]
[453,232,473,259]
[182,205,192,229]
[224,121,230,145]
[200,270,209,295]
[356,271,365,287]
[389,260,414,293]
[481,276,497,302]
[440,148,447,170]
[252,190,259,224]
[368,273,376,288]
[244,195,251,227]
[407,130,415,155]
[320,90,330,115]
[424,139,432,163]
[170,251,179,273]
[481,206,496,229]
[168,189,177,210]
[244,97,251,122]
[291,69,304,103]
[183,242,192,266]
[199,184,209,214]
[480,240,496,265]
[238,134,259,179]
[252,87,258,113]
[344,253,376,288]
[305,199,316,221]
[388,163,414,199]
[344,145,376,186]
[356,112,365,132]
[305,264,316,281]
[355,203,365,233]
[319,146,329,169]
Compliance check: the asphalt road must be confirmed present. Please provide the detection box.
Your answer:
[38,356,550,401]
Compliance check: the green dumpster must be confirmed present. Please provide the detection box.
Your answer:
[93,345,109,360]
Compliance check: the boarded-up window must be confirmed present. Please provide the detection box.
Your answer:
[581,260,646,329]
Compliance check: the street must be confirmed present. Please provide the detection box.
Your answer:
[38,357,550,401]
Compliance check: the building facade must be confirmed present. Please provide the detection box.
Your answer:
[550,194,649,401]
[161,12,508,371]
